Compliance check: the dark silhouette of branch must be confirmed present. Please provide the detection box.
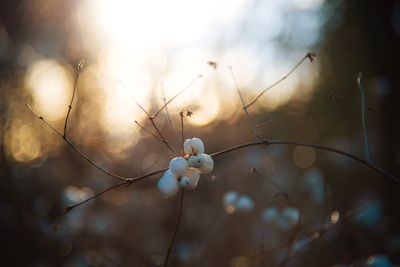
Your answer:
[163,189,185,267]
[50,137,400,214]
[59,168,167,215]
[357,72,372,163]
[63,60,84,137]
[229,66,262,139]
[244,52,315,109]
[152,74,202,119]
[313,92,375,112]
[26,104,133,182]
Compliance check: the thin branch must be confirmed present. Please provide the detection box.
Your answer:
[60,168,167,215]
[118,80,150,117]
[357,72,372,163]
[134,120,163,141]
[164,189,185,267]
[313,92,375,112]
[26,104,133,182]
[179,111,185,155]
[53,137,399,213]
[245,52,315,109]
[152,74,203,119]
[149,117,176,153]
[161,83,179,140]
[64,60,84,137]
[210,139,399,183]
[229,66,262,139]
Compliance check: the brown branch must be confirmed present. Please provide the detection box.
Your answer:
[60,138,399,214]
[59,168,167,215]
[134,120,163,141]
[313,92,376,112]
[164,189,185,267]
[152,74,202,119]
[244,52,315,109]
[64,60,84,137]
[26,104,133,182]
[179,111,185,155]
[229,66,262,139]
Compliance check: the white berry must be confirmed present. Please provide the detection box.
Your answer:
[157,170,179,197]
[197,153,214,174]
[188,154,205,168]
[169,157,188,176]
[184,138,204,155]
[179,168,200,189]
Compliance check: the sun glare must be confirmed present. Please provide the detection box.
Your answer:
[91,0,248,48]
[25,60,72,121]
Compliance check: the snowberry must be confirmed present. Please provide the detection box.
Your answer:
[179,168,200,190]
[188,154,204,168]
[169,157,188,176]
[197,153,214,174]
[184,138,204,155]
[236,195,254,211]
[157,170,179,197]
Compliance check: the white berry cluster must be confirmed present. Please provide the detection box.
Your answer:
[157,138,214,197]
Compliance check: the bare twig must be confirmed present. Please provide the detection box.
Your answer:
[26,104,132,182]
[210,139,399,183]
[59,168,167,215]
[149,117,176,153]
[64,60,84,137]
[56,138,400,214]
[164,189,185,267]
[229,66,262,139]
[357,72,372,163]
[179,111,185,155]
[244,52,315,109]
[161,83,179,140]
[313,92,375,112]
[134,120,163,141]
[152,74,202,119]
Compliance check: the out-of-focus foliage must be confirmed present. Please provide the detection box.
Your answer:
[1,0,400,266]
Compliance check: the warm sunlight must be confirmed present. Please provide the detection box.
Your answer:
[25,60,72,121]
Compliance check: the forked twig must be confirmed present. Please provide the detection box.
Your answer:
[229,66,262,139]
[26,104,132,182]
[244,52,315,109]
[313,92,375,112]
[152,74,202,119]
[64,60,84,137]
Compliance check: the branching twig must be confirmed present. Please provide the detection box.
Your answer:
[26,104,133,182]
[313,92,375,112]
[59,168,167,215]
[357,72,372,163]
[64,60,84,137]
[244,52,315,109]
[163,189,185,267]
[152,74,202,119]
[229,66,262,139]
[50,137,400,214]
[161,83,179,141]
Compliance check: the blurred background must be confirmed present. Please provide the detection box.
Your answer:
[1,0,400,266]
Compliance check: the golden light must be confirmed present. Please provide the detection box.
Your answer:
[5,121,43,163]
[90,0,248,48]
[25,59,72,121]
